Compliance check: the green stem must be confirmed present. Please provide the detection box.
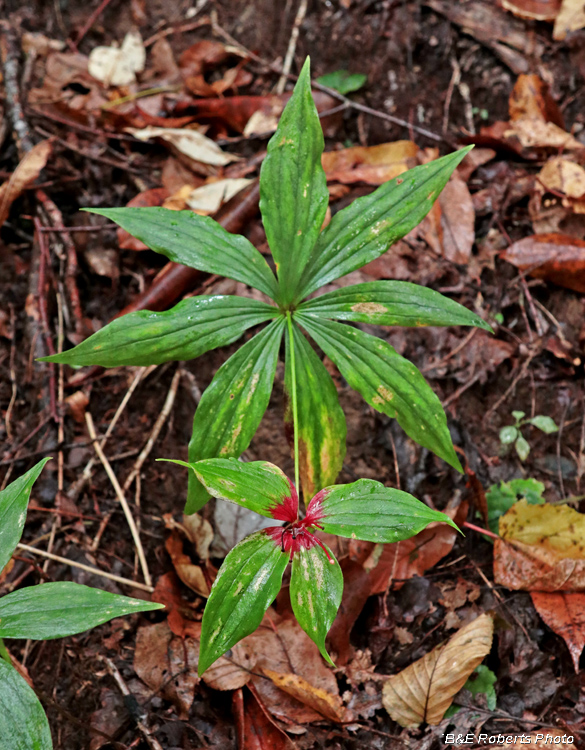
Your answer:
[0,638,10,663]
[286,312,300,514]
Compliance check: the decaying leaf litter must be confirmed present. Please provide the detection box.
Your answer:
[1,0,585,747]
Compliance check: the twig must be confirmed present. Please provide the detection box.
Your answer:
[16,543,154,592]
[85,412,152,587]
[101,657,164,750]
[73,0,117,49]
[0,22,34,153]
[4,306,17,440]
[484,351,536,421]
[276,0,308,95]
[123,367,182,493]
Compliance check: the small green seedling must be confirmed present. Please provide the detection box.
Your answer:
[485,477,545,535]
[0,460,163,749]
[499,410,558,461]
[315,69,367,95]
[162,457,459,674]
[42,57,490,515]
[445,665,497,717]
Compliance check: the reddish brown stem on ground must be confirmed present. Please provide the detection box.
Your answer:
[463,521,500,541]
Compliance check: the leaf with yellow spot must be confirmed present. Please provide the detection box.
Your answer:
[198,530,289,676]
[186,318,285,514]
[261,668,350,722]
[298,280,492,331]
[290,542,343,665]
[308,478,459,543]
[285,321,346,499]
[296,314,463,472]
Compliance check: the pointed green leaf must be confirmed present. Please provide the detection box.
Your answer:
[307,479,458,542]
[0,458,51,573]
[290,543,342,665]
[41,296,279,367]
[295,147,473,301]
[85,207,279,300]
[297,314,462,472]
[184,458,296,520]
[0,582,163,639]
[528,415,558,434]
[198,530,289,675]
[259,57,328,305]
[186,318,285,514]
[285,321,346,498]
[0,660,52,750]
[299,281,492,331]
[499,426,518,445]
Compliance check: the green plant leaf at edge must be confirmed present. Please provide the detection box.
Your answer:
[85,206,280,301]
[186,318,285,514]
[297,313,462,472]
[485,478,545,535]
[315,70,367,95]
[285,321,346,499]
[0,458,51,573]
[528,415,558,434]
[0,582,163,639]
[0,659,52,750]
[299,281,492,331]
[294,146,473,303]
[307,478,459,542]
[175,458,296,520]
[290,542,342,666]
[259,57,329,305]
[198,530,289,675]
[41,296,279,367]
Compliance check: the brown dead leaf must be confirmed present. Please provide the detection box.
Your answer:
[129,126,240,166]
[538,157,585,199]
[499,0,562,21]
[0,140,53,226]
[152,571,201,638]
[262,668,350,723]
[165,531,210,597]
[64,391,89,424]
[181,513,214,561]
[233,687,298,750]
[134,620,199,718]
[321,141,418,185]
[509,74,564,126]
[382,614,494,727]
[494,500,585,591]
[553,0,585,38]
[244,615,342,724]
[202,642,256,691]
[457,148,496,182]
[437,177,475,264]
[327,558,372,665]
[502,233,585,293]
[531,591,585,671]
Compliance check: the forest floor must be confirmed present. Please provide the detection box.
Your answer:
[1,0,585,748]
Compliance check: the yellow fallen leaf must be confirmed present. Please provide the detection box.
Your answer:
[261,668,349,723]
[553,0,585,39]
[494,500,585,591]
[538,157,585,199]
[382,614,493,727]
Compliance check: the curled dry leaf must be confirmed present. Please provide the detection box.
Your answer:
[494,500,585,591]
[186,178,254,215]
[553,0,585,39]
[321,141,418,185]
[382,614,494,727]
[181,513,214,561]
[88,30,145,87]
[261,668,350,723]
[0,140,53,226]
[165,531,211,597]
[128,126,240,166]
[501,233,585,293]
[530,591,585,672]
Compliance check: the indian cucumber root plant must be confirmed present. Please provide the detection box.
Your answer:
[41,59,492,672]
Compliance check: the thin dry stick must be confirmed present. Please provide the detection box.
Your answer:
[85,412,152,588]
[16,543,154,593]
[101,657,164,750]
[484,351,536,421]
[122,367,182,493]
[276,0,308,95]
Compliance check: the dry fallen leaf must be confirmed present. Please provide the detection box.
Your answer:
[553,0,585,38]
[530,591,585,672]
[165,531,211,597]
[502,233,585,293]
[382,614,494,727]
[494,500,585,591]
[261,668,350,723]
[321,141,418,185]
[186,177,253,214]
[129,126,239,166]
[499,0,562,21]
[538,157,585,199]
[88,29,145,87]
[232,687,298,750]
[0,140,53,226]
[202,642,256,691]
